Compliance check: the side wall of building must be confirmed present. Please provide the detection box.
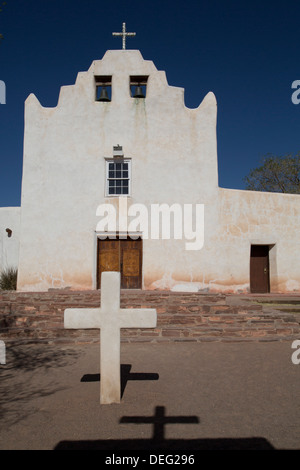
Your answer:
[215,188,300,293]
[0,207,21,273]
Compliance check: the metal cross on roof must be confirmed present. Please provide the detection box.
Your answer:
[112,22,136,50]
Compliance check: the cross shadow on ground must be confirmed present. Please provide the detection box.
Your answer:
[54,405,274,450]
[81,363,159,398]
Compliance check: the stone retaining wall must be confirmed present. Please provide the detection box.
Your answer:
[0,290,299,344]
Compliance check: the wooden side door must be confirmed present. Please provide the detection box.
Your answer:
[120,237,142,289]
[250,245,270,293]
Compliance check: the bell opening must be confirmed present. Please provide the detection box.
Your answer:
[133,85,145,98]
[96,86,111,102]
[130,76,148,99]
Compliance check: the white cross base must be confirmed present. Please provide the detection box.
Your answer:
[64,272,157,404]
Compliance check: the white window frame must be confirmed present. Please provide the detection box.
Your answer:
[105,158,131,197]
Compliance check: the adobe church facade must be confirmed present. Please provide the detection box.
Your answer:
[1,49,299,293]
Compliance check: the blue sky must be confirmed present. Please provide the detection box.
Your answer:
[0,0,299,207]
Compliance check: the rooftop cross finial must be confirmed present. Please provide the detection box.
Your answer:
[113,22,136,50]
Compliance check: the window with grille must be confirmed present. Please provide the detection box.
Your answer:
[105,159,131,196]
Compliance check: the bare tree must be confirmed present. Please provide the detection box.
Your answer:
[244,153,300,194]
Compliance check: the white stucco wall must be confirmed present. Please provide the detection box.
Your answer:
[216,188,300,293]
[16,49,300,293]
[0,207,20,272]
[17,50,219,291]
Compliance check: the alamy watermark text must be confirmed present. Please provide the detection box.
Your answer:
[0,340,6,364]
[96,199,204,251]
[291,80,300,104]
[0,80,5,104]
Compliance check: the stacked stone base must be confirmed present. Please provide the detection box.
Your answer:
[0,290,300,344]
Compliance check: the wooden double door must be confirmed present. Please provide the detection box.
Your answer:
[250,245,270,293]
[97,237,142,289]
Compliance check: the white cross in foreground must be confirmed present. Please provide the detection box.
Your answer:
[112,22,136,50]
[64,272,157,404]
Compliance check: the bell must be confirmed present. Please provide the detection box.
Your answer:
[97,87,110,102]
[133,85,145,98]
